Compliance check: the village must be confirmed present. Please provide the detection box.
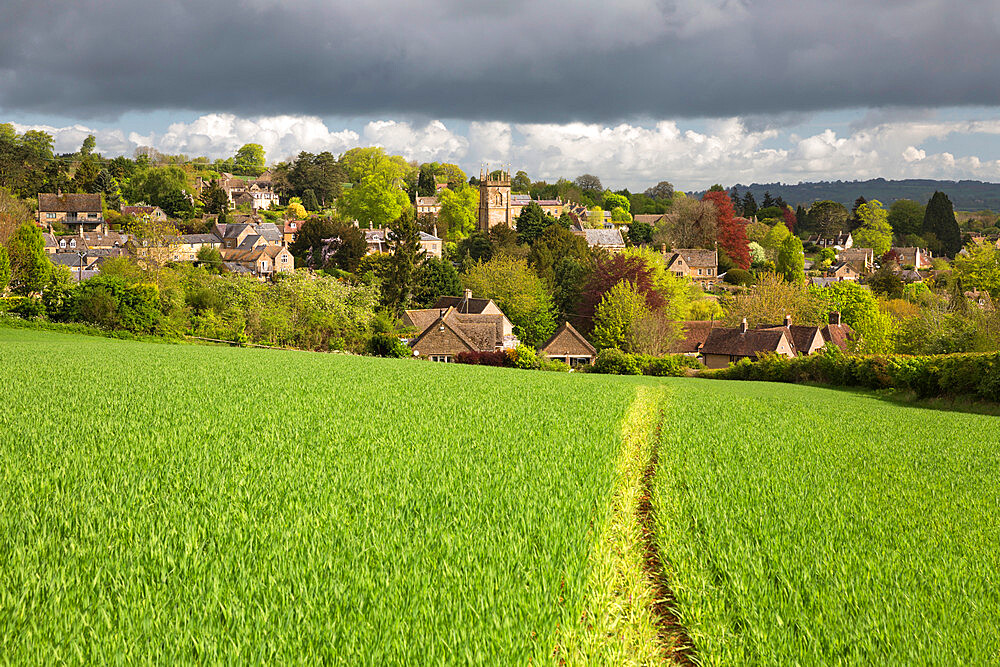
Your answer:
[11,141,994,370]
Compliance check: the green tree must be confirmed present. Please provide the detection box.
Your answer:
[80,134,96,157]
[923,191,962,256]
[511,170,531,193]
[852,199,893,256]
[515,201,555,245]
[234,143,266,177]
[437,184,478,240]
[382,211,423,313]
[337,149,411,229]
[289,216,339,268]
[776,235,805,284]
[591,280,649,351]
[196,245,223,273]
[887,199,924,237]
[611,206,632,222]
[0,244,10,292]
[301,188,320,212]
[627,221,653,246]
[809,200,849,236]
[574,174,603,195]
[761,220,791,254]
[461,254,556,346]
[200,178,229,215]
[821,281,896,354]
[602,192,630,212]
[416,163,437,197]
[528,224,589,287]
[952,243,1000,298]
[322,220,368,273]
[644,181,674,201]
[552,256,590,321]
[7,222,51,294]
[412,256,461,307]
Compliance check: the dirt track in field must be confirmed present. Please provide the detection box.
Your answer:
[638,408,697,666]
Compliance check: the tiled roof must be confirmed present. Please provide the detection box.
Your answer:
[179,233,222,244]
[702,327,788,358]
[38,193,102,213]
[432,295,495,314]
[675,249,717,267]
[541,321,596,357]
[669,320,718,354]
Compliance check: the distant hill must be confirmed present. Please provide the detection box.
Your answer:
[693,179,1000,211]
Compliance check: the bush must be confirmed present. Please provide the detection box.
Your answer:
[454,350,509,367]
[592,348,641,375]
[724,268,754,286]
[11,296,44,319]
[73,276,160,333]
[702,348,1000,403]
[509,344,540,370]
[366,333,411,358]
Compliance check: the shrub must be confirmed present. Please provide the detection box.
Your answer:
[11,296,44,319]
[592,348,641,375]
[724,268,754,286]
[366,333,411,358]
[454,350,509,367]
[509,344,540,370]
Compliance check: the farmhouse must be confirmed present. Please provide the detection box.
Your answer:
[540,322,597,366]
[409,307,512,362]
[701,318,796,369]
[37,193,105,234]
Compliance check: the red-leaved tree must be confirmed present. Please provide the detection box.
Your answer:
[703,190,750,270]
[578,254,665,329]
[782,207,797,233]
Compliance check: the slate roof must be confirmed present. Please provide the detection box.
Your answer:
[223,262,253,274]
[223,223,252,239]
[574,228,624,247]
[418,231,441,242]
[255,222,283,243]
[38,193,102,213]
[179,233,222,244]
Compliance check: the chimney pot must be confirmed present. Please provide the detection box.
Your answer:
[740,318,748,333]
[464,288,472,300]
[784,314,792,327]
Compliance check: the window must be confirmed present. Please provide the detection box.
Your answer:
[46,212,57,219]
[59,239,66,248]
[70,239,76,248]
[698,268,703,275]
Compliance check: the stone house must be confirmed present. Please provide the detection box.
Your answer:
[806,232,853,249]
[540,322,597,366]
[219,245,294,277]
[120,205,167,221]
[891,246,933,270]
[666,249,719,289]
[837,247,874,274]
[409,306,513,362]
[701,318,796,369]
[37,193,105,233]
[416,196,441,218]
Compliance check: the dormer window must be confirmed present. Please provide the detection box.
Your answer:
[70,239,76,248]
[59,239,66,248]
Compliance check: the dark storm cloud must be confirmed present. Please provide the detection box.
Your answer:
[1,0,999,122]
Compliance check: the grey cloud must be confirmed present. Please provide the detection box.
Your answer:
[1,0,999,123]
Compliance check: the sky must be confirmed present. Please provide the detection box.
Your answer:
[3,0,1000,190]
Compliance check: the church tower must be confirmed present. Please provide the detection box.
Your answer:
[477,166,511,232]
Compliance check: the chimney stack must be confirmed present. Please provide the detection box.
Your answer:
[464,288,472,300]
[784,314,792,327]
[829,311,841,326]
[740,318,748,334]
[661,243,667,255]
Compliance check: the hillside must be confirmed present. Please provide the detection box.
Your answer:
[694,178,1000,210]
[2,328,999,663]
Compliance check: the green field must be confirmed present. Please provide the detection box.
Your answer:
[2,328,999,664]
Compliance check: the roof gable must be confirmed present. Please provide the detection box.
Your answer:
[541,322,597,356]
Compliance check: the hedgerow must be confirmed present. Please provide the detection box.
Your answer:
[702,345,1000,401]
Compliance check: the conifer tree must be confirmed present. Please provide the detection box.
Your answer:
[922,191,962,257]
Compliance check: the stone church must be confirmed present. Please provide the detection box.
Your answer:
[477,167,513,232]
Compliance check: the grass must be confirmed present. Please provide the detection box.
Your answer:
[0,328,645,663]
[4,327,1000,664]
[652,378,1000,665]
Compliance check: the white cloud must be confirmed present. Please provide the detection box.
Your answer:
[362,120,468,163]
[13,112,1000,189]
